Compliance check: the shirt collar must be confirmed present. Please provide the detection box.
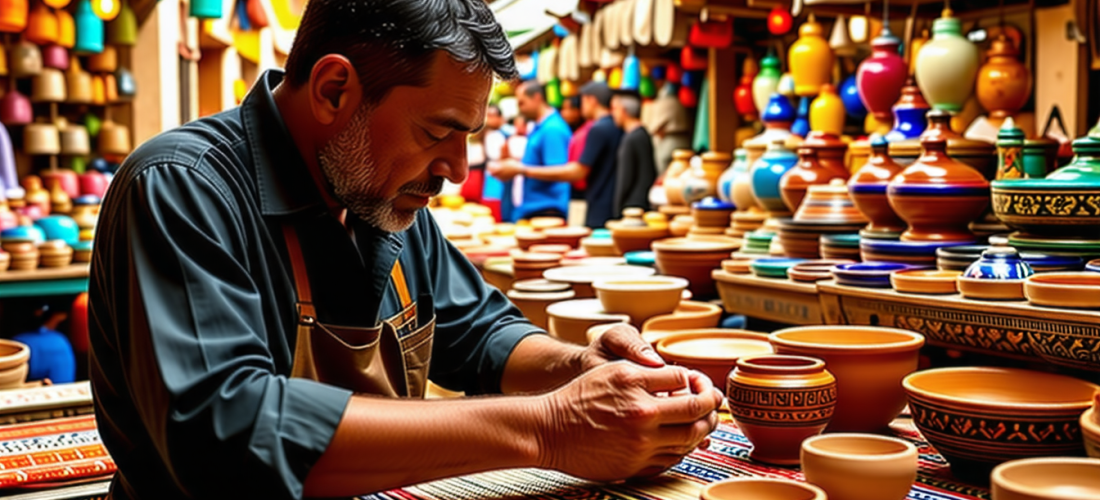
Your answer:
[241,69,328,217]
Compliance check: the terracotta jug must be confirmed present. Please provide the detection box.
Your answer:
[24,2,59,45]
[10,40,43,78]
[780,147,850,214]
[885,79,930,142]
[914,9,979,112]
[856,27,906,132]
[31,67,66,102]
[0,85,32,125]
[751,54,781,116]
[74,0,104,54]
[663,149,693,206]
[0,0,29,33]
[976,35,1030,122]
[809,84,845,136]
[107,0,137,46]
[56,8,74,48]
[887,134,988,241]
[788,15,833,97]
[41,44,68,70]
[60,122,90,156]
[97,118,130,157]
[727,355,837,465]
[65,56,92,103]
[849,136,906,235]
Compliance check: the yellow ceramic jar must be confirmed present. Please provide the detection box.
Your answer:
[788,15,834,97]
[809,84,845,135]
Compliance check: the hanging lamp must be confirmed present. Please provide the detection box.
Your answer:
[856,0,906,131]
[74,0,105,53]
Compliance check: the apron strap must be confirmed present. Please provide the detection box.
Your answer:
[391,260,413,310]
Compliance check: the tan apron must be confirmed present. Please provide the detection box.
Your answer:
[282,225,434,398]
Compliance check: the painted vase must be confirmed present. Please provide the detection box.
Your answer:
[664,149,694,206]
[717,151,739,204]
[914,9,979,112]
[849,136,906,235]
[751,139,799,217]
[921,110,997,179]
[780,147,849,214]
[744,93,795,166]
[856,27,907,130]
[791,96,811,138]
[840,74,866,119]
[727,149,759,212]
[887,134,989,242]
[809,84,845,136]
[751,54,782,116]
[996,117,1025,180]
[976,34,1031,123]
[802,131,848,177]
[788,15,834,97]
[885,79,930,142]
[727,355,837,466]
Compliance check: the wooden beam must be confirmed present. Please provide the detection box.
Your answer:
[708,46,741,153]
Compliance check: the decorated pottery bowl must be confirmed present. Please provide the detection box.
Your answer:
[832,262,916,288]
[701,478,826,500]
[545,299,631,346]
[936,245,988,271]
[890,269,961,294]
[801,434,918,500]
[991,135,1100,237]
[655,329,773,389]
[991,457,1100,500]
[607,222,670,255]
[962,247,1034,280]
[770,326,925,432]
[1023,272,1100,309]
[1081,404,1100,459]
[543,265,655,299]
[640,301,723,342]
[956,276,1026,301]
[592,276,689,326]
[903,367,1100,483]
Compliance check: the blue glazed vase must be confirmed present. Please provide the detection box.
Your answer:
[885,80,929,142]
[750,139,799,215]
[792,96,811,138]
[963,247,1034,280]
[840,75,867,119]
[762,93,796,124]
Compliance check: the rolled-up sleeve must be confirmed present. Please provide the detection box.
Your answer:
[101,163,351,498]
[417,212,543,395]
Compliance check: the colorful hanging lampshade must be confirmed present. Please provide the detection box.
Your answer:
[751,54,781,115]
[91,0,121,21]
[767,6,792,36]
[10,40,43,78]
[190,0,224,19]
[679,85,698,108]
[788,14,834,97]
[809,83,845,135]
[639,76,656,99]
[106,0,136,46]
[680,46,708,71]
[608,67,623,89]
[41,44,68,70]
[56,8,75,48]
[43,0,70,7]
[74,0,105,54]
[688,17,732,48]
[856,27,907,127]
[914,8,979,112]
[25,2,60,45]
[560,79,577,98]
[621,52,641,91]
[0,0,29,33]
[546,78,562,108]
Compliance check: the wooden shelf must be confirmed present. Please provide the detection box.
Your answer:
[0,264,90,298]
[712,270,823,325]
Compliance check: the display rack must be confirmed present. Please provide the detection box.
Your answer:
[0,265,90,299]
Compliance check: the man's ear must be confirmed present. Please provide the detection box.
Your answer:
[308,54,363,127]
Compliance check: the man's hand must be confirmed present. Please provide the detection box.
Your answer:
[487,159,523,181]
[580,323,665,372]
[536,362,723,481]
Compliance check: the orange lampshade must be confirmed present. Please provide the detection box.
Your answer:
[91,0,120,21]
[24,2,60,45]
[56,8,75,47]
[0,0,29,33]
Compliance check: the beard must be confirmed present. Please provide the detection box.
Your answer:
[317,104,444,233]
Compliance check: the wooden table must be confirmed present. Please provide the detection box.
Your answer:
[817,280,1100,373]
[0,264,90,298]
[712,270,823,325]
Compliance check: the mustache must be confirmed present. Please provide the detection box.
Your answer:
[400,177,445,197]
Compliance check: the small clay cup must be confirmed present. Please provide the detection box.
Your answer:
[991,458,1100,500]
[701,478,826,500]
[801,433,918,500]
[656,329,773,389]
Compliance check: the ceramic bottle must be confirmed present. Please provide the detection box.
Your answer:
[976,35,1030,127]
[729,149,761,213]
[752,54,782,116]
[809,84,845,136]
[849,136,906,236]
[718,151,739,204]
[744,93,795,165]
[856,27,907,133]
[887,134,989,241]
[788,15,834,97]
[885,79,930,142]
[682,152,729,205]
[839,74,866,119]
[663,150,694,206]
[751,139,800,217]
[914,9,979,112]
[727,355,837,466]
[780,146,849,214]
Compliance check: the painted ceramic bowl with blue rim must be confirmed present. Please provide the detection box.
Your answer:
[744,230,776,255]
[821,233,861,248]
[861,238,975,267]
[962,247,1034,280]
[1008,233,1100,261]
[750,257,807,279]
[991,135,1100,237]
[832,262,918,288]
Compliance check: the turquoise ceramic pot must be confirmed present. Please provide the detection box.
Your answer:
[991,135,1100,236]
[73,0,103,54]
[34,215,80,245]
[751,140,799,214]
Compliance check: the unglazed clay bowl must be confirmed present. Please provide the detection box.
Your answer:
[1081,406,1100,458]
[701,478,826,500]
[890,269,961,294]
[652,237,741,297]
[770,326,925,432]
[991,457,1100,500]
[0,339,31,390]
[956,276,1026,301]
[593,276,689,326]
[788,259,856,282]
[581,236,619,257]
[655,330,773,388]
[546,299,631,345]
[541,226,592,248]
[1024,272,1100,309]
[514,230,547,250]
[640,300,723,336]
[543,264,655,298]
[903,367,1100,483]
[608,223,670,254]
[801,433,918,500]
[506,289,576,330]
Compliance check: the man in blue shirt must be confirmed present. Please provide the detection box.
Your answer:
[508,81,572,220]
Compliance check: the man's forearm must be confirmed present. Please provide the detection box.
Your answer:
[520,162,588,182]
[500,334,589,394]
[304,394,546,497]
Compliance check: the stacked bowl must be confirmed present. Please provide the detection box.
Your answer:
[653,236,742,297]
[776,181,867,259]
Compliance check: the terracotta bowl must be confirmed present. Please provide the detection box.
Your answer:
[506,289,576,330]
[529,216,565,230]
[580,237,619,257]
[769,326,925,432]
[957,276,1026,301]
[655,330,773,389]
[1024,272,1100,309]
[801,433,918,500]
[541,226,591,248]
[527,244,572,256]
[903,367,1100,483]
[514,230,547,250]
[481,257,514,291]
[607,223,670,254]
[721,256,756,274]
[1081,406,1100,459]
[543,264,655,298]
[890,269,961,294]
[991,457,1100,500]
[546,299,631,345]
[592,276,688,326]
[652,237,741,298]
[0,339,30,390]
[640,300,723,341]
[701,478,826,500]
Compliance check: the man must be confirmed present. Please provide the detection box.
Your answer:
[560,95,584,130]
[508,81,572,220]
[612,91,658,215]
[489,82,622,228]
[647,82,692,175]
[480,104,507,220]
[88,1,721,499]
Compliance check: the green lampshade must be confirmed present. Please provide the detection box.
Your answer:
[107,0,136,46]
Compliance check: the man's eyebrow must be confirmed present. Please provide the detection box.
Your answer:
[430,116,485,134]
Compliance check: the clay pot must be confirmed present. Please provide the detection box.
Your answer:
[31,67,66,102]
[809,84,845,135]
[884,79,930,142]
[903,367,1099,483]
[0,339,30,389]
[991,458,1100,500]
[10,40,42,78]
[506,288,575,330]
[730,149,763,213]
[890,269,960,294]
[87,45,116,73]
[780,147,849,214]
[663,149,693,206]
[702,479,826,500]
[752,54,782,116]
[977,35,1030,121]
[991,135,1100,237]
[607,223,668,255]
[546,299,630,345]
[770,326,925,432]
[693,197,735,228]
[593,276,687,326]
[655,329,773,389]
[856,27,907,129]
[23,121,61,155]
[60,122,91,156]
[543,264,655,299]
[887,135,989,242]
[914,9,979,112]
[640,301,722,337]
[750,139,799,217]
[849,137,906,235]
[801,434,918,500]
[652,236,741,298]
[788,16,833,97]
[726,355,836,465]
[1083,405,1100,459]
[48,180,71,214]
[4,241,38,270]
[71,239,92,262]
[1024,272,1100,309]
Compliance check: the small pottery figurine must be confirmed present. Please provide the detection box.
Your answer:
[856,26,907,133]
[788,15,833,97]
[976,35,1030,127]
[914,8,979,112]
[849,136,906,236]
[727,354,837,465]
[780,148,849,214]
[996,117,1025,180]
[750,139,799,217]
[888,134,989,242]
[809,84,845,136]
[751,54,782,115]
[884,79,930,142]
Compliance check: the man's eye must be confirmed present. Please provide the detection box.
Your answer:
[425,129,447,143]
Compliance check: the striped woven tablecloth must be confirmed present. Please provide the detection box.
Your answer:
[366,415,991,500]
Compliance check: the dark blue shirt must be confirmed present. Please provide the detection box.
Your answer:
[88,70,541,500]
[516,109,571,219]
[577,115,623,228]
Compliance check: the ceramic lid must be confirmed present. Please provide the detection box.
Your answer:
[997,117,1025,141]
[512,278,572,293]
[870,26,901,48]
[758,53,781,76]
[802,131,847,152]
[931,8,962,36]
[693,197,735,211]
[507,289,576,302]
[624,250,656,266]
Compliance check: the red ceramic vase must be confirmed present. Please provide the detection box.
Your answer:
[887,135,989,242]
[734,74,757,120]
[856,28,907,129]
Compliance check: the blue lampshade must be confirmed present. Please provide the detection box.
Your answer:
[73,0,104,54]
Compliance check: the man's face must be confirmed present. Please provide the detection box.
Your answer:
[485,109,503,130]
[560,99,581,127]
[580,94,598,120]
[317,53,490,232]
[516,85,541,120]
[610,96,625,127]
